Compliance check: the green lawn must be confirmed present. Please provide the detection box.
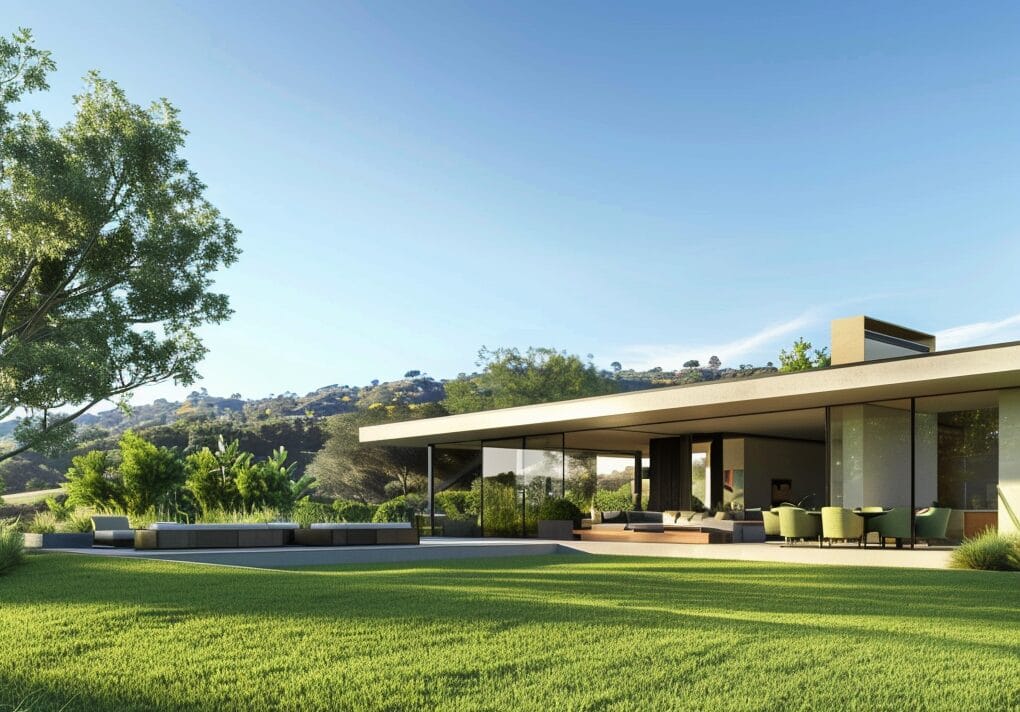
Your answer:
[1,554,1018,711]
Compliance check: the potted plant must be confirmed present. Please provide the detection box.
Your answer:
[536,498,583,540]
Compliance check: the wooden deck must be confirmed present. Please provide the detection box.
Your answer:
[574,528,731,544]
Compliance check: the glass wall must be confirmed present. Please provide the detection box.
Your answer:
[827,390,1012,538]
[564,451,645,514]
[482,438,526,537]
[915,392,999,539]
[432,442,481,536]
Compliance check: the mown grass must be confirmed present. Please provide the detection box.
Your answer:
[0,553,1018,711]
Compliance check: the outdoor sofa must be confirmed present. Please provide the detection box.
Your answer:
[293,522,419,546]
[91,515,136,548]
[134,522,299,550]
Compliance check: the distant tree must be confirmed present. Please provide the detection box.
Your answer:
[370,379,380,387]
[708,355,722,370]
[444,347,617,415]
[683,360,700,368]
[778,338,831,373]
[610,361,622,373]
[403,370,421,378]
[0,30,239,462]
[309,405,436,503]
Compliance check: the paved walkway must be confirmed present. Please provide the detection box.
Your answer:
[43,537,954,570]
[559,540,954,569]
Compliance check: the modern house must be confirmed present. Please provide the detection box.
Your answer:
[360,316,1020,539]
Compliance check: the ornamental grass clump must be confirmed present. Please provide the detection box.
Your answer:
[949,529,1020,572]
[0,521,25,575]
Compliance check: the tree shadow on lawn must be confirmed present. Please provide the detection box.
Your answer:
[6,554,1018,636]
[3,555,1020,712]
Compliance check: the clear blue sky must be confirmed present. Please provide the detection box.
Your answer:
[6,1,1020,404]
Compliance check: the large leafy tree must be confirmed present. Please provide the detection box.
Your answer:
[444,347,617,414]
[0,29,240,461]
[309,404,444,503]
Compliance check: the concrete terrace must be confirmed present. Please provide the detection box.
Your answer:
[42,538,955,570]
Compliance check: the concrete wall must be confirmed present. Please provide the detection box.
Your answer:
[830,403,912,508]
[914,412,939,508]
[998,389,1020,534]
[741,437,825,509]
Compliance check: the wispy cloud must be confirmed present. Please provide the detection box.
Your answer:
[936,313,1020,350]
[616,309,825,370]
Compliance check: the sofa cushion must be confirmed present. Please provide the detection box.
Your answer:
[309,522,412,529]
[149,522,298,531]
[92,515,131,532]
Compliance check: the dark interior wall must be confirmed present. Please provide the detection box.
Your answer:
[742,437,825,509]
[648,436,692,510]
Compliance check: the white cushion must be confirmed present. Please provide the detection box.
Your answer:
[309,522,412,529]
[149,522,297,531]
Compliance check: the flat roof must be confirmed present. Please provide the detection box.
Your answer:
[360,341,1020,448]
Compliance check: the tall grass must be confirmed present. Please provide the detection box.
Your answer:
[0,520,25,575]
[195,507,285,524]
[948,529,1020,571]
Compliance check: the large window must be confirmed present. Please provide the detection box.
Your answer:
[432,442,482,537]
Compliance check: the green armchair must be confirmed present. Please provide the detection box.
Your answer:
[914,507,951,543]
[762,509,780,537]
[778,507,820,545]
[871,507,911,548]
[820,507,863,547]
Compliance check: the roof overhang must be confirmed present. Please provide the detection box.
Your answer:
[360,342,1020,448]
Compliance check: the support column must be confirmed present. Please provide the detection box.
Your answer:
[426,444,435,535]
[648,436,692,511]
[709,437,724,510]
[633,451,643,510]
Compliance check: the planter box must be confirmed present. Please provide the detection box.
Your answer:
[24,532,94,549]
[537,519,579,540]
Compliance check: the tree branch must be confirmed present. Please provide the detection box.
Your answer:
[0,255,38,340]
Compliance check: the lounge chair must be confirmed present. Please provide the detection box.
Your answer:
[91,515,135,548]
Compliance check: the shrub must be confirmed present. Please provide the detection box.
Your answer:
[592,487,632,513]
[949,530,1020,572]
[537,497,583,522]
[0,521,25,575]
[332,499,376,523]
[372,495,425,523]
[292,498,334,528]
[434,490,479,521]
